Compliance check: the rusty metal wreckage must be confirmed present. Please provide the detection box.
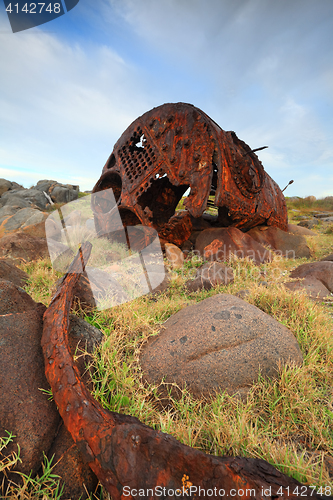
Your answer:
[42,104,330,499]
[92,102,288,247]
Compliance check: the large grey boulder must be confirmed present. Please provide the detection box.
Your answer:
[35,179,79,204]
[50,184,79,204]
[0,179,23,197]
[0,179,13,197]
[140,294,303,399]
[0,205,20,224]
[0,193,30,209]
[0,188,49,210]
[0,208,47,235]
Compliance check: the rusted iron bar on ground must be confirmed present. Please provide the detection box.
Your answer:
[41,244,331,500]
[92,103,288,247]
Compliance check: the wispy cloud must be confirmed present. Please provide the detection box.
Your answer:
[0,0,332,196]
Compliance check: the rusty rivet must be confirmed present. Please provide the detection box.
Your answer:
[161,144,168,151]
[170,157,176,164]
[193,153,201,162]
[175,126,182,135]
[184,139,192,148]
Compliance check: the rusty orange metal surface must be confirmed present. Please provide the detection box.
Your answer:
[41,244,331,500]
[92,103,288,247]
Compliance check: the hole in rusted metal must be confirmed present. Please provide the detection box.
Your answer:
[118,207,141,227]
[138,175,189,226]
[92,172,122,203]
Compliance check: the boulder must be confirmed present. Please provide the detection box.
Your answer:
[289,261,333,293]
[0,188,49,210]
[50,185,79,204]
[0,178,13,196]
[0,260,29,288]
[321,216,333,223]
[313,212,333,219]
[195,227,272,265]
[321,254,333,262]
[0,194,30,209]
[35,180,79,204]
[0,283,59,483]
[47,424,98,500]
[0,208,47,238]
[0,232,49,262]
[0,205,20,225]
[247,226,311,259]
[165,243,184,268]
[287,224,317,236]
[287,197,302,203]
[21,220,47,239]
[35,179,58,193]
[0,179,23,197]
[297,219,318,229]
[304,196,316,202]
[284,278,331,301]
[185,262,234,292]
[0,281,101,497]
[0,279,36,314]
[140,294,303,399]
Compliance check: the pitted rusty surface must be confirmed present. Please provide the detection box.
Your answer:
[92,103,288,246]
[41,244,328,500]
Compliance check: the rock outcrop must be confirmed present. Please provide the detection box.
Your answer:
[140,294,303,399]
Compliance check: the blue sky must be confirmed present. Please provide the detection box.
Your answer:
[0,0,332,197]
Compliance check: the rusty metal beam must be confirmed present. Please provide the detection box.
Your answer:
[41,244,330,500]
[92,103,288,247]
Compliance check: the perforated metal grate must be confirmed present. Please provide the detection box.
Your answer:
[117,127,156,188]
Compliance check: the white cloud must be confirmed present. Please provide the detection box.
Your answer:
[0,0,332,196]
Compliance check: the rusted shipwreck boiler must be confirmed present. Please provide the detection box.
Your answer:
[42,244,332,500]
[92,102,288,247]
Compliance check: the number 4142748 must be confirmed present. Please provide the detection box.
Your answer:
[6,3,61,14]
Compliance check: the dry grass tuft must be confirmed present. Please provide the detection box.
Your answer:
[3,202,333,496]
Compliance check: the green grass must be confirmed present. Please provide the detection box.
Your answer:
[2,197,333,498]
